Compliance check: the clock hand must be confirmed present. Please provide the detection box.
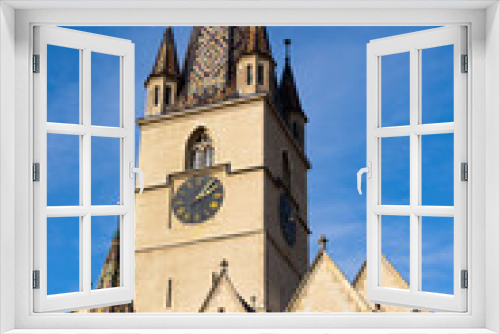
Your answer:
[193,180,216,202]
[196,183,217,202]
[202,183,218,197]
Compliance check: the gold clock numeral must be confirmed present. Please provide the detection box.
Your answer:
[213,193,222,199]
[210,201,219,209]
[184,212,191,220]
[194,214,201,222]
[177,207,185,215]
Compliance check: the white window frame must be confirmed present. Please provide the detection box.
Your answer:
[366,26,467,312]
[0,1,499,333]
[32,26,136,313]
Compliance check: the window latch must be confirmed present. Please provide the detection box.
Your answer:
[33,163,40,182]
[33,54,40,73]
[461,162,468,182]
[461,54,468,74]
[461,270,468,289]
[129,162,144,194]
[357,162,372,195]
[33,270,40,289]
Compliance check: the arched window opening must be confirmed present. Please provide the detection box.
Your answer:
[165,86,172,106]
[186,129,214,170]
[282,151,291,189]
[246,64,253,85]
[154,86,160,106]
[257,64,265,86]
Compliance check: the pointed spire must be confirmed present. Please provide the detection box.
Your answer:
[279,39,304,117]
[146,27,180,85]
[243,26,273,60]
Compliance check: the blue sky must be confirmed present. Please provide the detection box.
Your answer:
[46,26,455,302]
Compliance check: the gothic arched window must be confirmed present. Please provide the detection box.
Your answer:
[282,151,291,189]
[154,86,160,106]
[186,128,214,170]
[257,64,264,85]
[246,64,253,85]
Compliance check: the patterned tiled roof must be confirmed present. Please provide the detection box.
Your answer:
[176,26,277,108]
[97,227,120,290]
[142,26,306,125]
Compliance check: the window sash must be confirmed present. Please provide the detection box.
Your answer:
[366,26,468,312]
[32,26,136,313]
[9,5,489,331]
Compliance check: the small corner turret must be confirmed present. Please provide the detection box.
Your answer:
[145,27,180,116]
[236,27,275,96]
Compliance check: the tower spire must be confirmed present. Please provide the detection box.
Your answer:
[146,27,180,85]
[279,39,304,118]
[244,26,273,60]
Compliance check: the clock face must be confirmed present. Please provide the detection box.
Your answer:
[279,193,296,247]
[172,175,224,224]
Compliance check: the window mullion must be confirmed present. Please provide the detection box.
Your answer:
[409,47,420,295]
[81,48,92,294]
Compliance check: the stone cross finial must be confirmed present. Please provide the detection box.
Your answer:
[319,234,328,252]
[250,296,257,309]
[220,259,229,272]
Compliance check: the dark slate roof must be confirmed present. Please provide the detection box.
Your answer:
[145,27,180,85]
[279,59,306,120]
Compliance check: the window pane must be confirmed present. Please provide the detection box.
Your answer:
[91,52,121,127]
[47,134,80,206]
[47,45,80,124]
[381,52,410,127]
[380,215,410,290]
[92,216,121,290]
[421,45,454,124]
[381,136,410,205]
[47,217,80,295]
[91,137,121,205]
[421,217,454,295]
[421,133,454,206]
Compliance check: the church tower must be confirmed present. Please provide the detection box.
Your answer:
[134,26,310,312]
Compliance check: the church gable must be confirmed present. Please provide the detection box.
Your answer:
[199,261,254,313]
[286,245,372,313]
[353,255,416,312]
